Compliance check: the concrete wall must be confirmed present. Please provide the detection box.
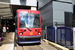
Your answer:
[74,0,75,5]
[39,0,51,9]
[39,3,53,27]
[39,0,73,9]
[53,1,72,12]
[53,1,72,27]
[39,0,73,27]
[56,0,72,3]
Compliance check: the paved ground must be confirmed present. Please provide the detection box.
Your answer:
[0,32,14,50]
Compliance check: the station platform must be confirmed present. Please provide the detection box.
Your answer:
[0,32,14,50]
[0,32,57,50]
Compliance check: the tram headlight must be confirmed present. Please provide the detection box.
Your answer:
[20,32,23,35]
[38,32,40,35]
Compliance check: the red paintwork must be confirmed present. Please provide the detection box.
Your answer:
[16,9,42,36]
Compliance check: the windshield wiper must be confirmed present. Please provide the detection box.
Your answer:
[25,27,32,31]
[19,21,32,31]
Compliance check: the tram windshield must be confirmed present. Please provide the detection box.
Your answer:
[19,12,40,28]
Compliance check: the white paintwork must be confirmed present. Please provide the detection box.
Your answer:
[10,0,20,5]
[31,7,36,10]
[26,0,37,6]
[10,0,37,6]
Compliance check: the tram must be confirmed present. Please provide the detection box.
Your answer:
[15,9,42,44]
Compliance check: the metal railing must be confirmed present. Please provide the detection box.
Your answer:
[42,26,73,49]
[57,27,73,49]
[47,26,55,42]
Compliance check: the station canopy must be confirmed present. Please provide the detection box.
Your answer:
[0,2,31,19]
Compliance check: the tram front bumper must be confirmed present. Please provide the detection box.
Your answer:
[17,35,41,44]
[17,35,42,38]
[18,41,40,44]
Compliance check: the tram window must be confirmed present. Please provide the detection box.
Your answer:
[15,16,17,28]
[19,12,40,28]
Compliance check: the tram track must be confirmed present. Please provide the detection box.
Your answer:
[38,45,43,50]
[22,46,24,50]
[15,40,57,50]
[16,44,43,50]
[23,45,43,50]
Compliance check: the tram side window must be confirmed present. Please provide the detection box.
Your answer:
[15,16,17,28]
